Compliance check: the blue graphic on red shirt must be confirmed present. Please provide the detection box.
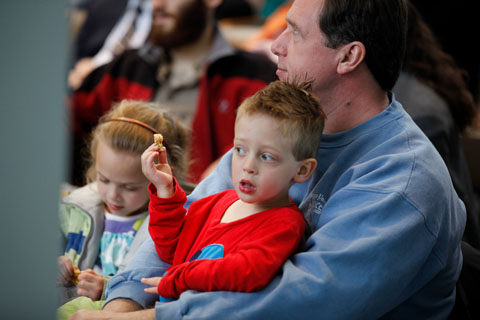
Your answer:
[189,244,224,261]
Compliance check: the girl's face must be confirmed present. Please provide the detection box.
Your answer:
[95,140,150,217]
[232,114,304,210]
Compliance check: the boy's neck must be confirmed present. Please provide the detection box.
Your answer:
[220,197,291,224]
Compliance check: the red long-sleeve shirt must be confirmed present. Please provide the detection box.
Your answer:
[148,183,305,299]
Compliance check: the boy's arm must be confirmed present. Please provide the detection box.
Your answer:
[148,182,187,264]
[157,214,305,298]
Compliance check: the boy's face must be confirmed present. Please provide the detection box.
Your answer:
[232,114,303,209]
[95,141,150,217]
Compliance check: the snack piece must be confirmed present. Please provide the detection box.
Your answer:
[72,266,81,285]
[154,133,165,151]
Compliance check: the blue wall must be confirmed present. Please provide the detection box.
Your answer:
[0,1,68,318]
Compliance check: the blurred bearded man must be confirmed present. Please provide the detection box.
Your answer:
[149,0,208,48]
[70,0,277,186]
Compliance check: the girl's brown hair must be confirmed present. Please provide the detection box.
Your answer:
[86,100,190,183]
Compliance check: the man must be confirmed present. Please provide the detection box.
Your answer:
[70,0,465,319]
[70,0,277,185]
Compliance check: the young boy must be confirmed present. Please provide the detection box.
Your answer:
[140,80,325,299]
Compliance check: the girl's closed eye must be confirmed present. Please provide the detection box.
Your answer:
[98,175,109,184]
[123,185,141,192]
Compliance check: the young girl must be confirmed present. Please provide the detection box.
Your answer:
[58,99,189,304]
[141,80,325,300]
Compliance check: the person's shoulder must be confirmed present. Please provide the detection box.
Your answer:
[208,49,277,81]
[393,72,452,130]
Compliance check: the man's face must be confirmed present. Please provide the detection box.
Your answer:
[149,0,208,48]
[271,0,339,99]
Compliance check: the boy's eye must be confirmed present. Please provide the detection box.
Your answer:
[235,146,245,155]
[124,186,138,191]
[261,154,275,161]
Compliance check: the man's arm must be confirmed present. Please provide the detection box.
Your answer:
[69,307,154,320]
[103,298,143,312]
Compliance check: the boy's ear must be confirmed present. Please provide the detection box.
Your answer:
[293,158,317,184]
[337,41,365,75]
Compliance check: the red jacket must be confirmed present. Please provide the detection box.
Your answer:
[148,183,305,298]
[70,37,277,183]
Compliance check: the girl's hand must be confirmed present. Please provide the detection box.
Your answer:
[76,269,104,301]
[141,144,174,198]
[58,256,74,286]
[141,277,163,295]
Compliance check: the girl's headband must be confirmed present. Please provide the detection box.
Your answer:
[105,117,169,149]
[107,117,159,134]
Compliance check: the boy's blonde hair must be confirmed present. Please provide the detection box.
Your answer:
[86,100,190,183]
[236,80,325,160]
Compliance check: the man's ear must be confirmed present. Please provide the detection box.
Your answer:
[293,158,317,184]
[204,0,223,9]
[337,41,365,75]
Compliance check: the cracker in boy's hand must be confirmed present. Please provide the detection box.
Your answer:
[72,266,81,285]
[154,134,165,151]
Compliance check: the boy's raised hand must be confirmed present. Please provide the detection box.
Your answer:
[141,144,174,198]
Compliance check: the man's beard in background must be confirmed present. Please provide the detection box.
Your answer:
[149,0,208,49]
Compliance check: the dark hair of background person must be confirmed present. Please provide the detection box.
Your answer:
[410,0,479,103]
[403,2,477,132]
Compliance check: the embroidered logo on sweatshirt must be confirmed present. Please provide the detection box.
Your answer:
[302,193,326,226]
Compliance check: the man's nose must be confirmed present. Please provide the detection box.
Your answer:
[271,29,287,58]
